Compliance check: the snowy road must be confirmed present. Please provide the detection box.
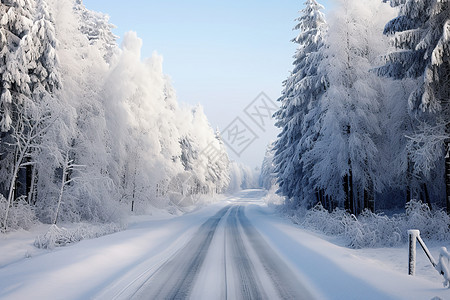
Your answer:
[126,202,314,299]
[1,189,448,300]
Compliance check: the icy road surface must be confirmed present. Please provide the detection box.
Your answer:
[0,189,448,300]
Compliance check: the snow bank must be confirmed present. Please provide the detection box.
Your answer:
[34,223,124,249]
[246,201,450,299]
[284,199,450,249]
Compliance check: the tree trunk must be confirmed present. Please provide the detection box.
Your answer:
[349,168,354,214]
[27,165,37,205]
[364,181,375,212]
[54,154,69,225]
[325,194,331,212]
[406,155,412,205]
[445,140,450,214]
[3,143,28,230]
[421,183,432,211]
[344,174,350,212]
[344,171,354,214]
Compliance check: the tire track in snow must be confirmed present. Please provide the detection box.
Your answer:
[226,206,266,299]
[130,205,231,299]
[237,206,315,300]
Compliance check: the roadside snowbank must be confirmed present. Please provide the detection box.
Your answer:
[246,202,450,300]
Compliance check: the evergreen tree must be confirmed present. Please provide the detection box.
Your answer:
[22,0,63,206]
[303,0,391,214]
[259,142,277,190]
[378,0,450,212]
[273,0,327,207]
[0,0,66,229]
[0,0,35,205]
[0,0,36,133]
[0,0,34,127]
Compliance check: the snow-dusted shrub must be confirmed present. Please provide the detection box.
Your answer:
[34,222,124,249]
[404,200,450,242]
[340,210,403,248]
[262,186,286,206]
[0,196,37,231]
[288,199,449,248]
[302,204,346,236]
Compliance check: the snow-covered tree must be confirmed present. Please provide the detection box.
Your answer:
[303,0,394,214]
[176,105,230,200]
[227,162,259,193]
[378,0,450,212]
[0,0,35,202]
[0,0,231,229]
[0,0,34,131]
[35,0,118,223]
[73,0,118,63]
[0,0,69,229]
[273,0,327,207]
[259,142,277,190]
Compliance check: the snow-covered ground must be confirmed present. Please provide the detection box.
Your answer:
[0,190,448,299]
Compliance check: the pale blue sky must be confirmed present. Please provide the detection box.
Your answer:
[83,0,333,168]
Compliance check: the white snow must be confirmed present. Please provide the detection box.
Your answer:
[0,190,449,300]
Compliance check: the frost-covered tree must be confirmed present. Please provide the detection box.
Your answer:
[378,0,450,212]
[303,0,393,214]
[22,0,64,204]
[178,105,229,199]
[0,0,34,207]
[0,0,34,132]
[227,162,259,193]
[259,142,277,190]
[207,130,230,193]
[0,0,68,229]
[0,0,231,230]
[36,0,117,223]
[73,0,118,63]
[273,0,327,207]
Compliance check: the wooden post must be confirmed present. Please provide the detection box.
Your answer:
[408,230,420,276]
[417,234,437,268]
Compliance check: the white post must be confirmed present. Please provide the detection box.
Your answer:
[408,230,420,276]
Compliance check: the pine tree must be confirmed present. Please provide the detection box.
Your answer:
[379,0,450,212]
[0,0,34,132]
[0,0,35,229]
[273,0,327,207]
[303,0,391,214]
[0,0,65,229]
[259,142,277,190]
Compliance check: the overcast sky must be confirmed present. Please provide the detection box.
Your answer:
[83,0,333,168]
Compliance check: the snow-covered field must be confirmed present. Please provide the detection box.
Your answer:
[0,190,448,299]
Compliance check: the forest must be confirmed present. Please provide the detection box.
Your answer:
[0,0,233,231]
[261,0,450,218]
[0,0,449,237]
[0,1,449,298]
